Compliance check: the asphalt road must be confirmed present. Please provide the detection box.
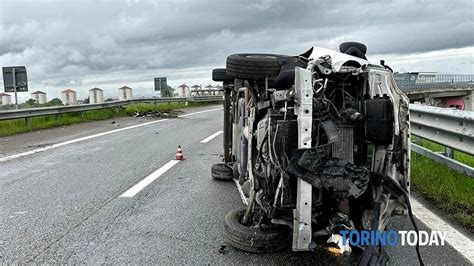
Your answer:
[0,105,471,264]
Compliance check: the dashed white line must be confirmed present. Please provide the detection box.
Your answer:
[120,159,181,198]
[411,197,474,262]
[0,107,223,163]
[200,131,223,143]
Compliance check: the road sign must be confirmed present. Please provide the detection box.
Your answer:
[154,77,167,91]
[3,66,28,92]
[2,66,28,109]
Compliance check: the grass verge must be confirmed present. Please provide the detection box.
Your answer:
[0,102,216,137]
[411,151,474,231]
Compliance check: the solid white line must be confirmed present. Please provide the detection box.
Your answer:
[0,107,223,163]
[179,107,223,117]
[411,197,474,262]
[200,131,223,143]
[120,159,181,198]
[0,119,169,163]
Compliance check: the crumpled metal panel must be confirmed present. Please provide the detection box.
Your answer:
[287,147,370,199]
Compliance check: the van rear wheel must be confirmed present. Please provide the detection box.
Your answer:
[211,163,233,181]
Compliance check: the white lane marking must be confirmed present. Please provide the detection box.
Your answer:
[0,107,223,163]
[120,159,181,198]
[179,107,223,117]
[0,119,168,163]
[200,131,223,143]
[411,197,474,262]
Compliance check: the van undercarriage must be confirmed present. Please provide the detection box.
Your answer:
[211,42,421,265]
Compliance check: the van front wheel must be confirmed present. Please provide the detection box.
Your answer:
[223,207,291,253]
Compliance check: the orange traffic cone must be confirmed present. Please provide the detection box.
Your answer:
[176,145,184,160]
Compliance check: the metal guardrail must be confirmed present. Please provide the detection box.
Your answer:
[409,104,473,155]
[0,95,223,121]
[411,143,473,177]
[409,104,473,177]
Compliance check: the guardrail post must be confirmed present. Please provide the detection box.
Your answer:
[55,114,61,124]
[445,147,455,159]
[25,117,31,128]
[80,111,84,120]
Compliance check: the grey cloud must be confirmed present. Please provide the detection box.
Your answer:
[0,0,473,97]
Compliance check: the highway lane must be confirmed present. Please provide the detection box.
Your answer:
[0,105,471,264]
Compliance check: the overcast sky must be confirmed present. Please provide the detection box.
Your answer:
[0,0,473,102]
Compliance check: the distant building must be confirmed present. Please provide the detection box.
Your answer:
[118,86,133,101]
[61,89,77,105]
[190,84,202,96]
[31,91,47,104]
[89,87,104,104]
[177,84,190,97]
[0,93,12,106]
[204,85,215,95]
[213,84,224,95]
[191,84,202,90]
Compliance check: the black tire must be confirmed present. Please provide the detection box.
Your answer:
[211,163,234,181]
[212,68,234,82]
[226,53,291,80]
[223,207,291,253]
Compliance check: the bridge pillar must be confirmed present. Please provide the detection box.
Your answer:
[462,90,474,111]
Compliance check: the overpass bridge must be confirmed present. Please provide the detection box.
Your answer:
[394,73,474,110]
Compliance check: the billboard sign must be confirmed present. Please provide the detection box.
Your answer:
[154,77,167,91]
[3,66,28,92]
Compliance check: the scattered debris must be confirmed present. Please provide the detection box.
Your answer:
[131,110,181,119]
[27,143,53,148]
[327,234,352,254]
[111,121,116,124]
[218,245,227,254]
